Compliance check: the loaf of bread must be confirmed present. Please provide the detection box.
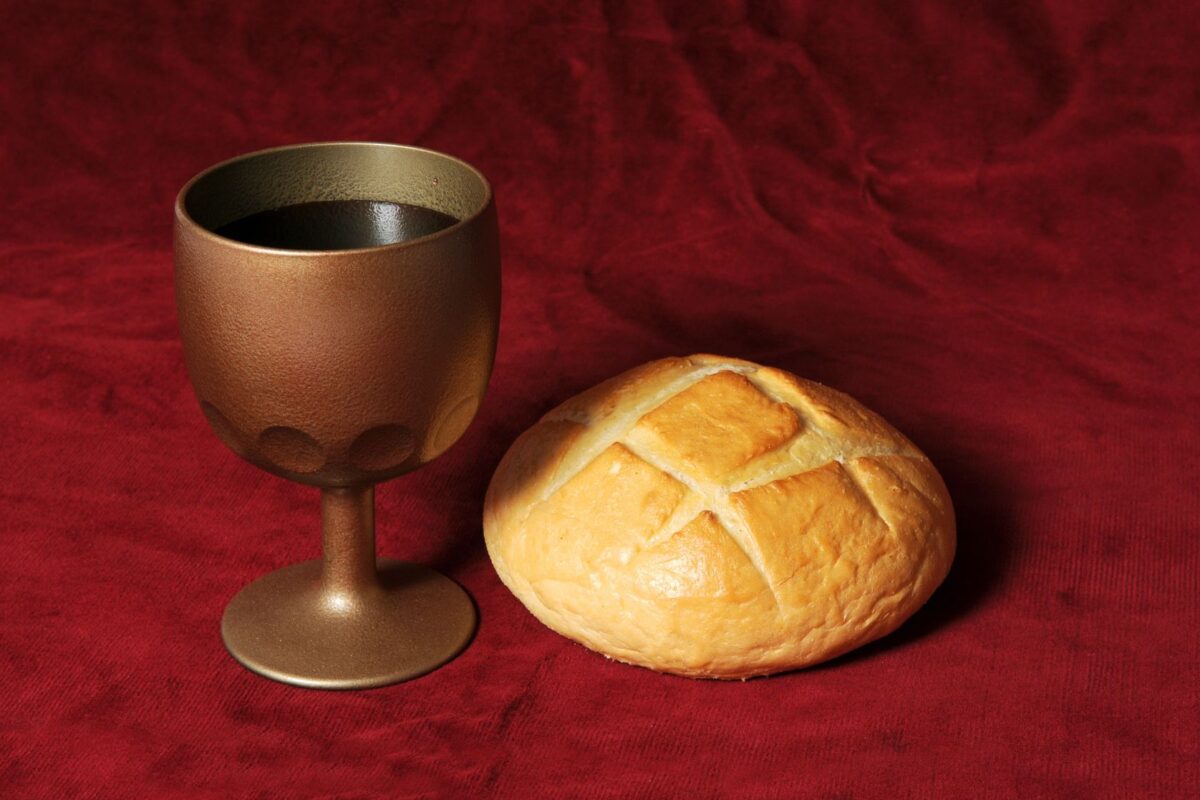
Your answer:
[483,355,955,678]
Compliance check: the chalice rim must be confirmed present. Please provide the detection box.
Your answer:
[174,140,495,258]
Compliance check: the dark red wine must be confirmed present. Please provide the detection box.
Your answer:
[214,200,458,250]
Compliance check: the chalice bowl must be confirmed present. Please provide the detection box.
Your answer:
[174,142,499,688]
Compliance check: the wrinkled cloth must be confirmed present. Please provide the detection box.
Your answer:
[1,2,1197,797]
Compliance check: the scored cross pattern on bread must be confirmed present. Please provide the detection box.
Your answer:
[484,355,955,679]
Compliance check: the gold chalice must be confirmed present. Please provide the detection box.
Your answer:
[174,142,499,689]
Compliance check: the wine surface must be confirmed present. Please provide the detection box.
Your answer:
[215,200,458,250]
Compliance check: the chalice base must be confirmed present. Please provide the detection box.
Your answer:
[221,558,476,689]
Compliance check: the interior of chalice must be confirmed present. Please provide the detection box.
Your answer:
[181,141,492,247]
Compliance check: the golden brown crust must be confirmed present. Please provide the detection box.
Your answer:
[629,371,801,482]
[483,355,955,678]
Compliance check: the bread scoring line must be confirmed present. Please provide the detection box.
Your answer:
[516,362,753,527]
[732,366,923,497]
[724,442,923,494]
[839,460,890,530]
[617,435,784,611]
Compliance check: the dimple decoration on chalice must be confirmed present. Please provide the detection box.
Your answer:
[200,401,244,455]
[426,395,481,460]
[258,426,326,474]
[349,424,417,472]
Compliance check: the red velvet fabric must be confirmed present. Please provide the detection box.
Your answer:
[2,2,1197,797]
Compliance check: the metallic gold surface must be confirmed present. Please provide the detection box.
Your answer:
[221,487,476,689]
[174,142,498,689]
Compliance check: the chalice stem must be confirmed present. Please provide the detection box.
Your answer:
[321,486,379,598]
[220,480,474,687]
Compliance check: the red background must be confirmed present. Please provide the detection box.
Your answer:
[2,1,1197,797]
